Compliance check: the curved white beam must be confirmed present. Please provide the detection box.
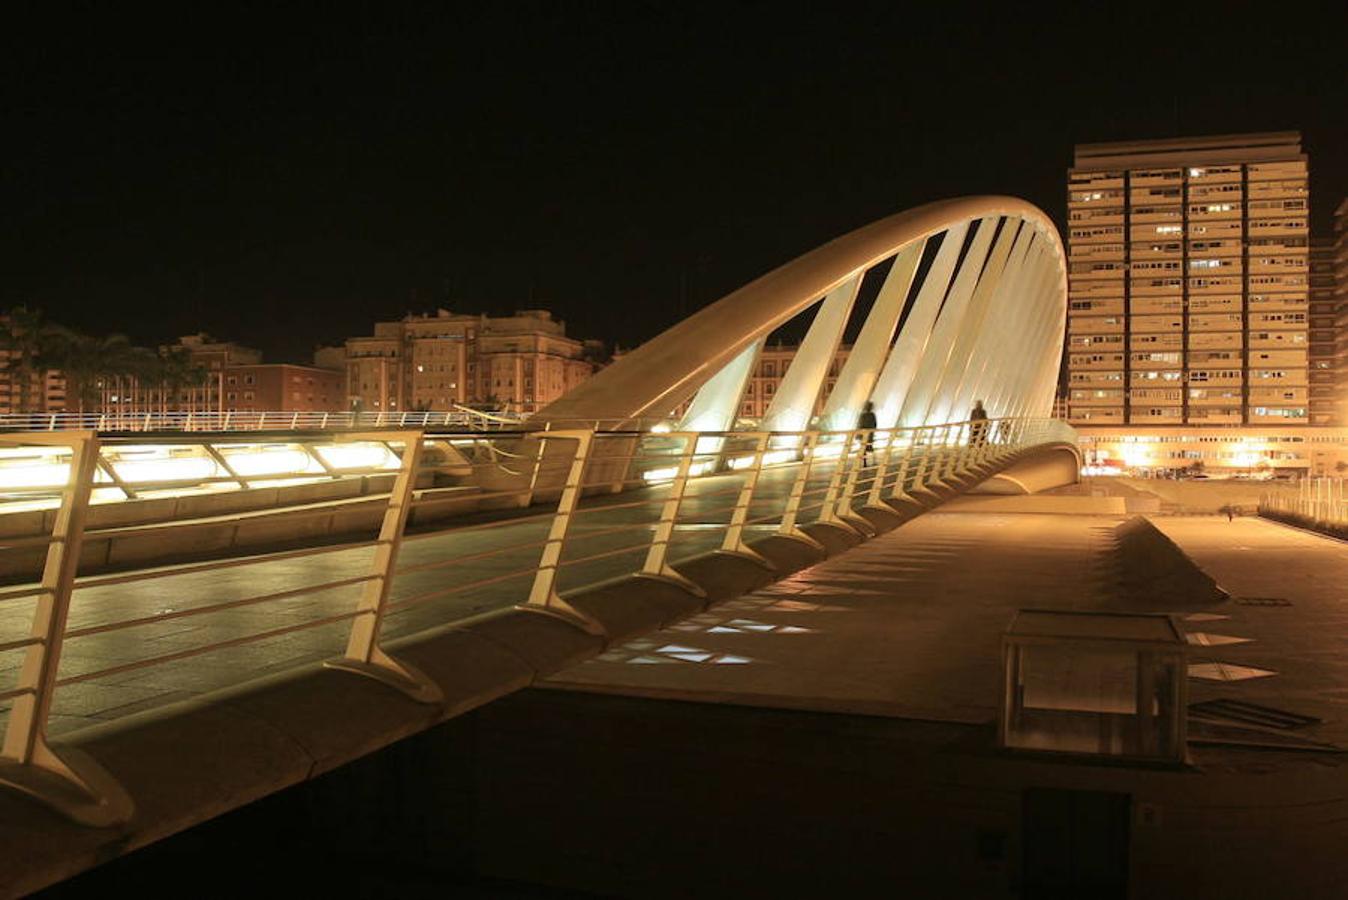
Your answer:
[533,197,1066,429]
[762,273,860,434]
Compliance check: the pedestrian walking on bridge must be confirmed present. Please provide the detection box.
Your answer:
[969,400,989,447]
[858,401,877,467]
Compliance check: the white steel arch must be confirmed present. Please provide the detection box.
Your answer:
[534,196,1066,431]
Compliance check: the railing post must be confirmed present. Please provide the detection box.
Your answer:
[887,432,917,501]
[320,412,329,429]
[718,432,774,569]
[524,431,606,634]
[907,426,936,492]
[328,429,443,702]
[636,433,708,597]
[290,412,299,429]
[865,427,900,508]
[930,424,955,486]
[776,432,825,549]
[944,422,969,480]
[824,430,871,534]
[0,432,133,826]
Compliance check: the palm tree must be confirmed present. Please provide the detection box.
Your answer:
[157,347,206,415]
[44,327,137,415]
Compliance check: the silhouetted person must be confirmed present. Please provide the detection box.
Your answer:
[858,401,877,466]
[969,400,989,447]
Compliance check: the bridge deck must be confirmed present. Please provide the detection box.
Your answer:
[0,458,836,737]
[546,501,1348,755]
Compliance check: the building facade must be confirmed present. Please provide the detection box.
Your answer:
[1066,132,1310,427]
[166,333,265,414]
[0,313,67,415]
[1336,199,1348,425]
[1077,426,1348,479]
[1309,238,1338,424]
[220,364,345,413]
[734,343,852,420]
[0,365,64,415]
[345,309,597,415]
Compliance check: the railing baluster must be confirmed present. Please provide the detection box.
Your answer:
[776,432,825,549]
[524,430,606,634]
[719,432,774,568]
[0,432,133,826]
[636,433,707,597]
[328,430,443,702]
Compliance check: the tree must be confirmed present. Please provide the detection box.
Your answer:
[43,327,137,414]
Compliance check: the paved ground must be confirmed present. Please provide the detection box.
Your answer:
[547,508,1118,722]
[0,452,872,736]
[1149,516,1348,749]
[548,502,1348,760]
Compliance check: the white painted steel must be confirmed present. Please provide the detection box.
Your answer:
[869,223,968,428]
[535,197,1066,429]
[819,241,924,432]
[762,273,860,435]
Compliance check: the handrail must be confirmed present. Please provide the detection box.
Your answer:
[0,408,527,434]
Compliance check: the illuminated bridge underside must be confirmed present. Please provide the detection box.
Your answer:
[537,196,1067,432]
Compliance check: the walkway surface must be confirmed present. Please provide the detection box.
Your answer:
[547,502,1348,759]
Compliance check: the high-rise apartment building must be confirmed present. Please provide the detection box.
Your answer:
[345,309,599,414]
[1335,199,1348,424]
[1309,238,1338,424]
[1066,132,1310,426]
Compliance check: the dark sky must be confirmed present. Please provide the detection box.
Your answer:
[4,5,1346,363]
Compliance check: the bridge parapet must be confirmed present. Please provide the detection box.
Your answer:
[0,415,1075,831]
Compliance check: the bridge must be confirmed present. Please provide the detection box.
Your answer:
[0,197,1083,893]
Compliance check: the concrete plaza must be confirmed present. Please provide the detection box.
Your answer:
[548,494,1348,754]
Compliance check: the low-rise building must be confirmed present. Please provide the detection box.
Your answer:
[220,364,345,413]
[345,309,598,415]
[735,343,852,420]
[1077,425,1348,478]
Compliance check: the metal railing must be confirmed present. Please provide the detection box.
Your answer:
[0,406,524,434]
[1260,477,1347,530]
[0,430,523,512]
[0,415,1072,825]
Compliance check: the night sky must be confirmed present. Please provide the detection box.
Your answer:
[4,6,1346,363]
